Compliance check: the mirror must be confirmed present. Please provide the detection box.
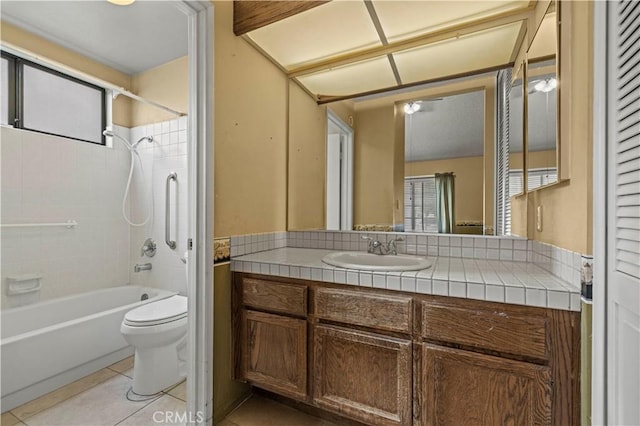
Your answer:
[340,72,496,235]
[404,89,486,235]
[509,64,525,197]
[526,4,558,191]
[285,15,546,235]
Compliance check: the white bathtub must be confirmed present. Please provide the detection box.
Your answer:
[0,285,175,411]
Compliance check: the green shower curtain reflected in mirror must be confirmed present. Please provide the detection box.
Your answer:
[435,173,455,233]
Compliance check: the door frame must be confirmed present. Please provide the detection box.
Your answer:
[326,109,354,231]
[591,1,607,423]
[176,1,214,424]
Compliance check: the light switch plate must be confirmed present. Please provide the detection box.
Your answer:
[536,206,543,231]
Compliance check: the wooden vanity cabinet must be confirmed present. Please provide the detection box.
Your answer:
[232,273,580,426]
[415,298,579,426]
[312,288,414,426]
[233,275,309,400]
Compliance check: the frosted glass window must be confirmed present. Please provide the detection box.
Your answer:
[22,63,104,144]
[1,57,8,126]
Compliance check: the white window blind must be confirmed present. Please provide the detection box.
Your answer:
[496,69,512,235]
[404,177,438,233]
[508,168,557,199]
[612,0,640,279]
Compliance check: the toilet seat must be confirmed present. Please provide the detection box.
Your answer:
[124,295,187,327]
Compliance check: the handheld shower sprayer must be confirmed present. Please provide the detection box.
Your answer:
[102,128,155,227]
[103,129,153,152]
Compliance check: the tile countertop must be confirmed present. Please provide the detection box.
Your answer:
[230,248,581,312]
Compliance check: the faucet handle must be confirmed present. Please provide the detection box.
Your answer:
[361,235,373,241]
[390,236,404,242]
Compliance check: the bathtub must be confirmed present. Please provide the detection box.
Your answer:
[1,285,175,411]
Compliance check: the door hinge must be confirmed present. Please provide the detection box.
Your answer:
[187,238,193,250]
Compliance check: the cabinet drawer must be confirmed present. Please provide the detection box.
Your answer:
[421,300,548,361]
[242,278,307,317]
[314,288,412,334]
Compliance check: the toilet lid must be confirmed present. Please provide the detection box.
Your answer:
[124,295,187,326]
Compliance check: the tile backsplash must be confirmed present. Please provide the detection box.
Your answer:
[229,230,587,293]
[230,232,287,257]
[528,240,583,290]
[286,231,529,262]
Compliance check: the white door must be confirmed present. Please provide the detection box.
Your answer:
[326,133,342,230]
[606,1,640,424]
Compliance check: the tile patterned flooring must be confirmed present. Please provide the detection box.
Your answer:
[1,357,337,426]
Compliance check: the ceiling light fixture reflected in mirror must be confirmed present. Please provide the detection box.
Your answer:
[107,0,135,5]
[404,102,421,114]
[534,77,557,93]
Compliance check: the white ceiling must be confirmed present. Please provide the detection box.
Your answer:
[405,90,485,162]
[1,1,188,75]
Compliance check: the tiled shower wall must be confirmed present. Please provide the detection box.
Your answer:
[0,126,131,308]
[128,117,189,295]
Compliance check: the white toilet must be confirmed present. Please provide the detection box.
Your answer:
[120,294,188,395]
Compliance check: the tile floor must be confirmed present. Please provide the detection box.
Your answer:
[1,357,338,426]
[1,357,186,426]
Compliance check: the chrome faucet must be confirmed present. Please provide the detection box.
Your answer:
[134,263,152,272]
[386,236,404,255]
[361,235,404,255]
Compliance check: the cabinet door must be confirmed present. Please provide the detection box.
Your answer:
[313,324,412,426]
[242,310,307,400]
[421,344,552,425]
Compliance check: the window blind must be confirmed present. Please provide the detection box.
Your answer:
[496,69,512,235]
[404,177,438,233]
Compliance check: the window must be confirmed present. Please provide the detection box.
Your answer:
[1,51,105,144]
[404,176,438,233]
[509,168,558,198]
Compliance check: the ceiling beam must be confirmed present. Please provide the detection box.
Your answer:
[233,0,330,36]
[313,62,513,105]
[288,6,535,78]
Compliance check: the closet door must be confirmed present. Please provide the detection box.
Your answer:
[606,1,640,424]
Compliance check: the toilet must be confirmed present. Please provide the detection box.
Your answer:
[120,294,188,395]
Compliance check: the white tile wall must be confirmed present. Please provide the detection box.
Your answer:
[229,232,288,257]
[285,231,529,262]
[1,126,131,308]
[528,240,583,290]
[128,117,189,295]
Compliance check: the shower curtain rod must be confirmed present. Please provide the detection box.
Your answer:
[1,42,186,117]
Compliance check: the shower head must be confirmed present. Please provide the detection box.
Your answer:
[103,128,153,151]
[132,136,154,149]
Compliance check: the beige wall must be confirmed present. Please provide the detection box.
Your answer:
[510,149,557,170]
[130,57,188,127]
[213,0,288,238]
[288,82,327,230]
[327,100,355,130]
[354,105,396,226]
[406,156,484,224]
[526,1,593,254]
[0,21,132,127]
[213,265,250,423]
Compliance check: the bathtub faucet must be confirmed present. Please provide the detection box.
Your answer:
[134,263,152,272]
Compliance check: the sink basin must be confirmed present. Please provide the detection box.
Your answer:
[322,251,432,272]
